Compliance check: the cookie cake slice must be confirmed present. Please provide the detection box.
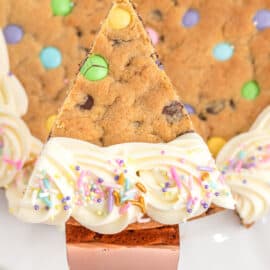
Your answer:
[11,0,234,269]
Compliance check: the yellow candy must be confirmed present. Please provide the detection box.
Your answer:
[207,137,227,157]
[109,7,131,30]
[57,193,63,200]
[46,114,57,132]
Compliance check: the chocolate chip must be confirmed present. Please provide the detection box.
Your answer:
[162,101,184,123]
[133,121,143,128]
[111,38,132,47]
[171,0,179,6]
[229,99,236,110]
[151,9,163,21]
[159,35,165,42]
[205,100,225,115]
[198,112,207,121]
[76,27,83,37]
[78,95,94,110]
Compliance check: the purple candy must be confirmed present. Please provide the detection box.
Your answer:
[182,9,200,28]
[3,24,24,44]
[253,9,270,30]
[184,104,196,114]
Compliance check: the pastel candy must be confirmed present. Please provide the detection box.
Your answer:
[182,9,200,28]
[146,27,159,45]
[3,24,24,44]
[109,7,131,30]
[213,42,234,61]
[80,55,109,81]
[51,0,74,16]
[40,47,62,69]
[253,9,270,30]
[241,81,260,100]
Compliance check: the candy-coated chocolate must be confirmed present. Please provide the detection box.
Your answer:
[80,55,108,81]
[213,43,234,61]
[108,7,131,30]
[207,137,227,157]
[241,81,260,100]
[51,0,74,16]
[40,47,62,69]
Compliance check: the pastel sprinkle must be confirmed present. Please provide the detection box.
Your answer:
[108,188,114,213]
[184,104,196,114]
[119,202,131,215]
[197,166,214,172]
[170,167,182,189]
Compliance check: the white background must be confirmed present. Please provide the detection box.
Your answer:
[1,188,270,270]
[0,190,69,270]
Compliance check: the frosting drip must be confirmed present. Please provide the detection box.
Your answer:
[216,106,270,225]
[15,132,234,234]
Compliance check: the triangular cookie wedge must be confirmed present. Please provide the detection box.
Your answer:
[13,0,234,269]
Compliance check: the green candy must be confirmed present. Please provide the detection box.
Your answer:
[51,0,74,16]
[80,55,109,81]
[241,81,260,100]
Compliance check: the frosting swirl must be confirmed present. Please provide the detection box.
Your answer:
[0,108,33,187]
[16,132,234,234]
[6,137,43,216]
[216,106,270,225]
[0,29,28,116]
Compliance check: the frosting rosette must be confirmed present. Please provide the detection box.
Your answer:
[16,132,234,234]
[6,137,42,215]
[0,29,28,116]
[0,108,33,187]
[216,106,270,225]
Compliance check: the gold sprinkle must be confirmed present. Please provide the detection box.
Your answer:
[201,172,210,181]
[113,190,121,206]
[128,196,146,214]
[24,158,37,168]
[135,182,147,193]
[57,194,63,200]
[118,173,125,185]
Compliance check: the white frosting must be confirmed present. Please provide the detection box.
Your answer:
[0,29,28,116]
[6,136,43,215]
[15,132,234,234]
[0,108,33,187]
[216,106,270,225]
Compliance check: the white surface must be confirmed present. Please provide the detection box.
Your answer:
[0,190,69,270]
[1,185,270,270]
[179,210,270,270]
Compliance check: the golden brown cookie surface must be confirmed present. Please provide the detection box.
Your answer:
[2,0,270,143]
